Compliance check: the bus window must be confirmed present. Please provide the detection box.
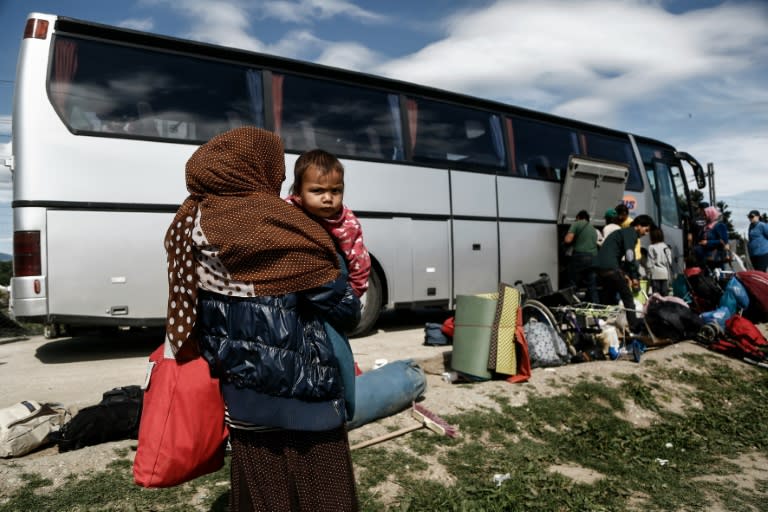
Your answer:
[508,116,578,180]
[652,161,682,227]
[49,36,262,142]
[582,132,643,191]
[275,73,404,160]
[406,98,505,170]
[638,144,682,228]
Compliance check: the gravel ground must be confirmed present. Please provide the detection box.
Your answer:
[1,319,767,501]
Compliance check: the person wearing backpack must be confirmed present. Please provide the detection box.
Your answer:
[747,210,768,272]
[646,227,673,297]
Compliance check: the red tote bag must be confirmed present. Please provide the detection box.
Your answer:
[133,343,228,488]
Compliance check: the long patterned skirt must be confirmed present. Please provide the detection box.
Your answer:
[228,426,358,511]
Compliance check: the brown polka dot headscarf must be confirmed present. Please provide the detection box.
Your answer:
[165,127,340,358]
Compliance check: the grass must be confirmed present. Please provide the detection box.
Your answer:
[2,351,767,511]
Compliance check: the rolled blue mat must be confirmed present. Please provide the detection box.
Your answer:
[325,321,356,420]
[347,359,427,430]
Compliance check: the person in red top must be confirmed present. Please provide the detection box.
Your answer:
[286,149,371,298]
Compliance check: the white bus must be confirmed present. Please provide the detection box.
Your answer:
[8,13,707,338]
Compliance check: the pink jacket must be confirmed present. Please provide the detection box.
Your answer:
[286,197,371,297]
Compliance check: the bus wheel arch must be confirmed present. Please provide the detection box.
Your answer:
[349,256,386,338]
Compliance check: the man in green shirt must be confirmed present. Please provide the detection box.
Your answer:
[594,214,654,333]
[564,210,599,303]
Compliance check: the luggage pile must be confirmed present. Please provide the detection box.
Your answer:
[441,266,768,382]
[684,269,768,364]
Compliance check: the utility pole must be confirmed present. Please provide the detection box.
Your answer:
[707,162,716,206]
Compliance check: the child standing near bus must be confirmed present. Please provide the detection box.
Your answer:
[646,226,673,296]
[286,149,371,297]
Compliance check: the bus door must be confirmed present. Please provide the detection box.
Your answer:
[450,168,499,296]
[647,157,688,274]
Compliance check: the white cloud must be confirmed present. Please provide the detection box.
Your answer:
[146,0,386,52]
[248,29,383,70]
[259,0,387,24]
[144,0,267,51]
[314,41,382,72]
[683,131,768,197]
[376,0,767,121]
[152,0,386,68]
[118,17,155,31]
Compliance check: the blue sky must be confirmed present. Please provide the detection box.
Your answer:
[0,0,767,255]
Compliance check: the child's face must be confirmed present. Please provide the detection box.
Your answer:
[635,225,651,237]
[298,166,344,219]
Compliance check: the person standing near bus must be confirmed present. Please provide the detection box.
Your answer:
[615,203,631,228]
[601,208,621,241]
[747,209,768,272]
[689,201,709,250]
[164,127,361,511]
[286,149,371,298]
[646,227,673,296]
[563,210,599,303]
[593,214,654,333]
[694,206,730,272]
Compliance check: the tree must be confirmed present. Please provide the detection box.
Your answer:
[679,189,704,215]
[716,200,742,241]
[0,261,10,287]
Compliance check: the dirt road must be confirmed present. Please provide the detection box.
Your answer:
[0,310,449,410]
[0,310,454,496]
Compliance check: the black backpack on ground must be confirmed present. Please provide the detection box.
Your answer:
[645,300,704,342]
[686,271,722,313]
[54,385,143,452]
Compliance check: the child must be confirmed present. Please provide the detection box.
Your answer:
[647,227,673,296]
[286,149,371,297]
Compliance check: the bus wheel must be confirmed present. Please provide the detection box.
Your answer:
[350,266,383,338]
[43,323,60,339]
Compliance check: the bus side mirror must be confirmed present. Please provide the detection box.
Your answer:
[692,164,706,189]
[674,151,706,189]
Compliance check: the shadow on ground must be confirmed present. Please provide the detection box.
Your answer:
[363,307,452,335]
[35,328,163,364]
[31,308,453,363]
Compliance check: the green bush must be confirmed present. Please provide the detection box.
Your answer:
[0,260,11,287]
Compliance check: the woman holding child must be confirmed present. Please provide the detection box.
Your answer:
[164,127,360,511]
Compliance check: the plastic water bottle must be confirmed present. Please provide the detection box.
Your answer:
[442,371,459,383]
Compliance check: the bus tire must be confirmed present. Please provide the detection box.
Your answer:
[350,266,383,338]
[43,323,60,339]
